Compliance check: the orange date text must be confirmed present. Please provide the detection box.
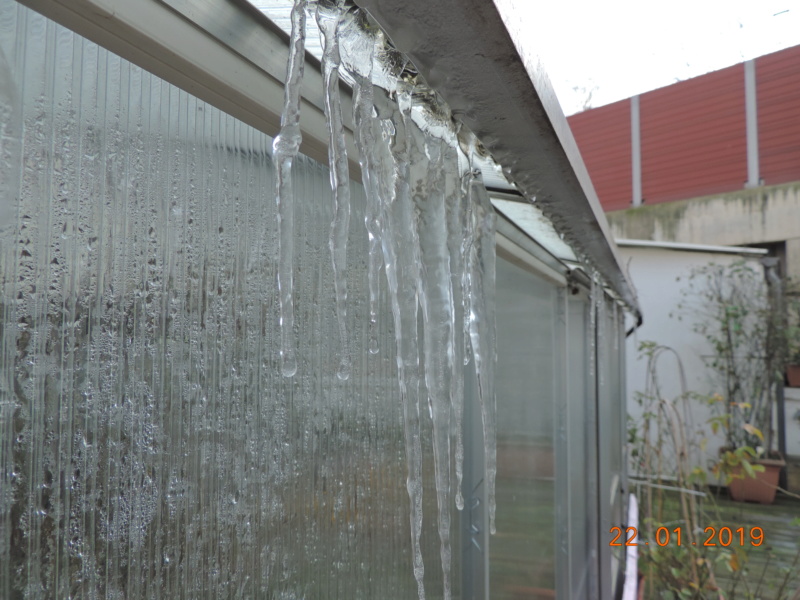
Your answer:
[609,526,764,547]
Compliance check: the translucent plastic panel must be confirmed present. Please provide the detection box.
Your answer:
[0,2,453,598]
[565,296,594,600]
[490,256,558,599]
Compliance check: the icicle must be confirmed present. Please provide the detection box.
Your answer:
[588,272,598,379]
[317,1,352,380]
[466,169,498,536]
[412,123,455,600]
[373,88,426,600]
[271,0,307,377]
[597,289,606,387]
[445,144,466,511]
[460,166,476,368]
[351,51,382,355]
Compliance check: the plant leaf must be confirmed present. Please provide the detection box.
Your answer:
[742,423,764,441]
[728,553,740,572]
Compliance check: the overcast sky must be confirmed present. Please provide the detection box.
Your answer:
[497,0,800,115]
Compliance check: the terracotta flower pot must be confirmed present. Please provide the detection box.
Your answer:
[787,364,800,388]
[728,457,785,504]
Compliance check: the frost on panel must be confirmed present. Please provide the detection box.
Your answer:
[272,0,307,377]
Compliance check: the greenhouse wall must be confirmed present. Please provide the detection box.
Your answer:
[0,0,632,598]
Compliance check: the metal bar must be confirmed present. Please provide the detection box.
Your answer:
[631,95,642,206]
[584,296,604,600]
[554,288,571,599]
[744,59,760,188]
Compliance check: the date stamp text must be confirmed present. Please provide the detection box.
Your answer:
[610,526,764,547]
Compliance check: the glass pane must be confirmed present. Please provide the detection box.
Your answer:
[0,2,455,597]
[490,255,558,599]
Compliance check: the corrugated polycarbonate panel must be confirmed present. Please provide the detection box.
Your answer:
[0,2,452,597]
[756,44,800,186]
[490,256,558,599]
[566,295,592,600]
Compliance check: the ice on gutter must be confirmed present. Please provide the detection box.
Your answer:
[355,0,641,319]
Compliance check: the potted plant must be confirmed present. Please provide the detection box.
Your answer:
[706,395,783,504]
[679,259,788,503]
[787,364,800,389]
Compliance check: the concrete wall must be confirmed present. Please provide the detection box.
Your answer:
[609,182,800,280]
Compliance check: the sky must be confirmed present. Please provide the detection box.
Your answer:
[498,0,800,115]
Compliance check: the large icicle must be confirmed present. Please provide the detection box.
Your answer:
[372,87,426,600]
[589,272,598,379]
[412,120,456,600]
[351,57,382,355]
[466,164,498,535]
[444,142,466,511]
[459,151,477,368]
[317,1,352,380]
[300,5,500,587]
[272,0,307,377]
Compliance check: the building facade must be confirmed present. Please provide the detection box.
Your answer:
[568,46,800,280]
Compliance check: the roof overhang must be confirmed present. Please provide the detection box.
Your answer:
[355,0,641,317]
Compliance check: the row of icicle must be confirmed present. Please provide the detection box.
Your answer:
[272,1,497,598]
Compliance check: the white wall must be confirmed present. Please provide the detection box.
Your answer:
[620,246,771,477]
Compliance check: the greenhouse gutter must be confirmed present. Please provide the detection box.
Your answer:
[19,0,639,315]
[355,0,641,318]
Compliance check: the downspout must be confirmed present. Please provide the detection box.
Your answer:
[763,257,788,486]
